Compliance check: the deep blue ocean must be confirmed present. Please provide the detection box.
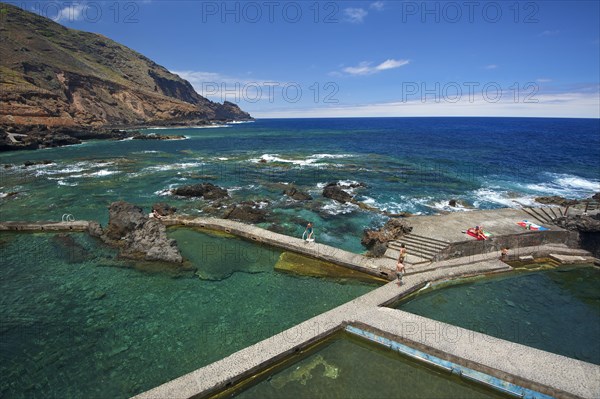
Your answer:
[1,117,599,252]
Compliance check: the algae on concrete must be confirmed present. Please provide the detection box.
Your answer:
[275,252,388,284]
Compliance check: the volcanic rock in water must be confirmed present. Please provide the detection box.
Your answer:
[152,202,177,217]
[322,183,353,204]
[50,233,91,264]
[535,196,579,207]
[171,183,229,200]
[102,201,183,263]
[223,201,268,223]
[283,187,313,201]
[362,218,413,253]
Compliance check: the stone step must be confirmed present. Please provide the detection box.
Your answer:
[403,233,450,246]
[388,244,437,260]
[549,253,596,264]
[389,236,446,252]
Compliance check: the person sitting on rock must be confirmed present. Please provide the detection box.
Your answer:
[150,209,162,219]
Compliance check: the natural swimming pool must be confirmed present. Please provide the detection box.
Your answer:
[231,332,508,399]
[396,266,600,365]
[0,229,376,398]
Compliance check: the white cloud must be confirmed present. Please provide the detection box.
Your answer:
[536,78,552,83]
[252,91,600,119]
[52,3,86,22]
[344,8,368,23]
[485,64,498,70]
[370,1,385,11]
[172,70,291,104]
[341,59,410,76]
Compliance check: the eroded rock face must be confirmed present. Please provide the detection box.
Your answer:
[284,187,313,201]
[556,213,600,233]
[102,201,182,263]
[223,201,268,223]
[555,213,600,258]
[171,183,228,200]
[0,4,252,152]
[152,202,177,217]
[361,218,413,254]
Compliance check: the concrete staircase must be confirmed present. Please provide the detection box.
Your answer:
[384,233,450,265]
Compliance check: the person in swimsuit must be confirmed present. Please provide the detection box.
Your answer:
[304,222,314,241]
[396,244,406,286]
[474,225,486,240]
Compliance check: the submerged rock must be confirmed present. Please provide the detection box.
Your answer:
[101,201,183,263]
[270,354,339,389]
[50,233,91,264]
[223,201,268,223]
[535,196,579,207]
[322,182,353,203]
[283,187,313,201]
[23,160,54,167]
[130,133,186,141]
[171,183,229,200]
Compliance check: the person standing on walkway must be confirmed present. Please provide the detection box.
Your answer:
[397,243,407,286]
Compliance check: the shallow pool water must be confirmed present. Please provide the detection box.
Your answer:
[0,230,375,398]
[233,334,506,399]
[397,267,600,364]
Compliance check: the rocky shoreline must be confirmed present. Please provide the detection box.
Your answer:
[0,122,251,152]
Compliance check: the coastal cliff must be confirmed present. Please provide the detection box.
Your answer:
[0,3,251,149]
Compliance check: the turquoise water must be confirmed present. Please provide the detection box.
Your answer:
[0,231,375,398]
[397,267,600,364]
[234,334,506,399]
[1,118,599,253]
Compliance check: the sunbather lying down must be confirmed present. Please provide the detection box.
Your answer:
[466,225,489,240]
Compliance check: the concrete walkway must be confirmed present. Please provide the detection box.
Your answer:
[401,207,564,243]
[0,220,91,232]
[133,245,599,399]
[385,207,573,266]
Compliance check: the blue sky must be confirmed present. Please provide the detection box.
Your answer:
[9,0,600,118]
